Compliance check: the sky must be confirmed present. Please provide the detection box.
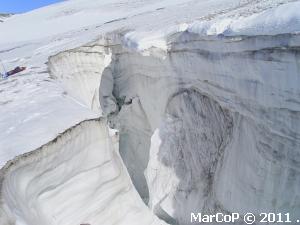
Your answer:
[0,0,64,13]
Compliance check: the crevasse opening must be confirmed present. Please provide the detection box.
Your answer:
[49,32,300,224]
[3,31,300,225]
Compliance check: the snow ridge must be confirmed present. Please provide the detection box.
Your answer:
[188,1,300,36]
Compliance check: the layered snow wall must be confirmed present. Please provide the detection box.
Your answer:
[49,43,113,113]
[0,119,166,225]
[48,31,300,225]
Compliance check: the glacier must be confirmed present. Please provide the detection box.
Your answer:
[0,0,300,225]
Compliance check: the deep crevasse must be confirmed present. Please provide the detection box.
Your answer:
[47,32,300,224]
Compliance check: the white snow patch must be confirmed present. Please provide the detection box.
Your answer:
[189,1,300,36]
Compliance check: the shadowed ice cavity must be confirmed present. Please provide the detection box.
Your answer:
[99,60,152,202]
[151,89,233,225]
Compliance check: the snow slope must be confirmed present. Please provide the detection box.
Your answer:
[188,1,300,36]
[0,0,300,225]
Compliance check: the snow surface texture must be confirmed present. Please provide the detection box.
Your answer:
[188,1,300,36]
[1,0,300,225]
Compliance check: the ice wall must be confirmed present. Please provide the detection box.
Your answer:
[0,119,166,225]
[120,33,300,224]
[49,39,154,201]
[48,31,300,225]
[49,43,113,113]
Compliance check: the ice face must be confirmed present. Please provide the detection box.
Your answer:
[46,32,300,225]
[0,119,166,225]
